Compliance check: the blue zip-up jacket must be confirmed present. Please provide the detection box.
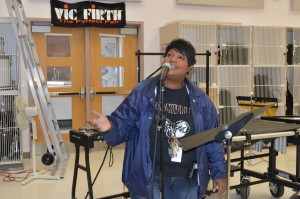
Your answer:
[100,76,226,199]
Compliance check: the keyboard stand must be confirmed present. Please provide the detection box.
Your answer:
[70,129,130,199]
[72,144,94,199]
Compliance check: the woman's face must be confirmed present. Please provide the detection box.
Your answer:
[163,49,192,80]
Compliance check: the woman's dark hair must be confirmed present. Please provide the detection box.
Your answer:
[163,38,196,66]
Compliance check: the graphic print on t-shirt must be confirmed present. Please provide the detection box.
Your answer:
[165,119,190,138]
[161,102,191,139]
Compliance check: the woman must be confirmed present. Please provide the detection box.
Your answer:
[88,38,226,199]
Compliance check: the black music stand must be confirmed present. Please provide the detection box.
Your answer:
[236,96,278,166]
[179,103,275,199]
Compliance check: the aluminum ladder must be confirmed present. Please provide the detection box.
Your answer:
[5,0,68,178]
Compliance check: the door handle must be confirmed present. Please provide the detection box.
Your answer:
[49,87,86,100]
[80,87,85,99]
[90,87,95,99]
[49,88,130,99]
[94,91,131,95]
[88,88,131,100]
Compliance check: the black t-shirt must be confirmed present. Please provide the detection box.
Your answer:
[149,84,196,177]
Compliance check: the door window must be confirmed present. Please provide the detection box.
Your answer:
[101,66,124,87]
[46,34,71,57]
[100,34,125,57]
[47,66,72,88]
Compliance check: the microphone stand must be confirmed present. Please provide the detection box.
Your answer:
[156,77,166,199]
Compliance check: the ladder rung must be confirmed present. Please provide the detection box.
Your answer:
[23,21,29,26]
[33,82,38,89]
[41,82,47,86]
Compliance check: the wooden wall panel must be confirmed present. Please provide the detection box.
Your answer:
[292,0,300,11]
[176,0,264,9]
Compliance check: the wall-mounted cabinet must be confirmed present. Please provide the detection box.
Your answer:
[160,21,293,124]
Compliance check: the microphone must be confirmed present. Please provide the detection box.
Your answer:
[160,63,171,81]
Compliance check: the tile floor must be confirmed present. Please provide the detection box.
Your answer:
[0,142,300,199]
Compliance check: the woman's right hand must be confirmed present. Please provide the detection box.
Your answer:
[87,110,112,132]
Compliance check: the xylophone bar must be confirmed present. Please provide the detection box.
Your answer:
[232,131,296,142]
[251,137,287,154]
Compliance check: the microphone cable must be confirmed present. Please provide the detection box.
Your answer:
[184,180,193,199]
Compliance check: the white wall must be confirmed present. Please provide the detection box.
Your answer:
[1,0,300,153]
[1,0,300,77]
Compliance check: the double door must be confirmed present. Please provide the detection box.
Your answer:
[32,26,138,142]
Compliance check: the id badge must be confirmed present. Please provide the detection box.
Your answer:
[171,146,182,162]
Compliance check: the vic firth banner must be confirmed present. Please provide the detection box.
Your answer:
[51,0,126,28]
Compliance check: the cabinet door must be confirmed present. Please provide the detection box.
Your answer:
[253,26,286,116]
[180,24,219,107]
[287,28,300,115]
[218,25,252,124]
